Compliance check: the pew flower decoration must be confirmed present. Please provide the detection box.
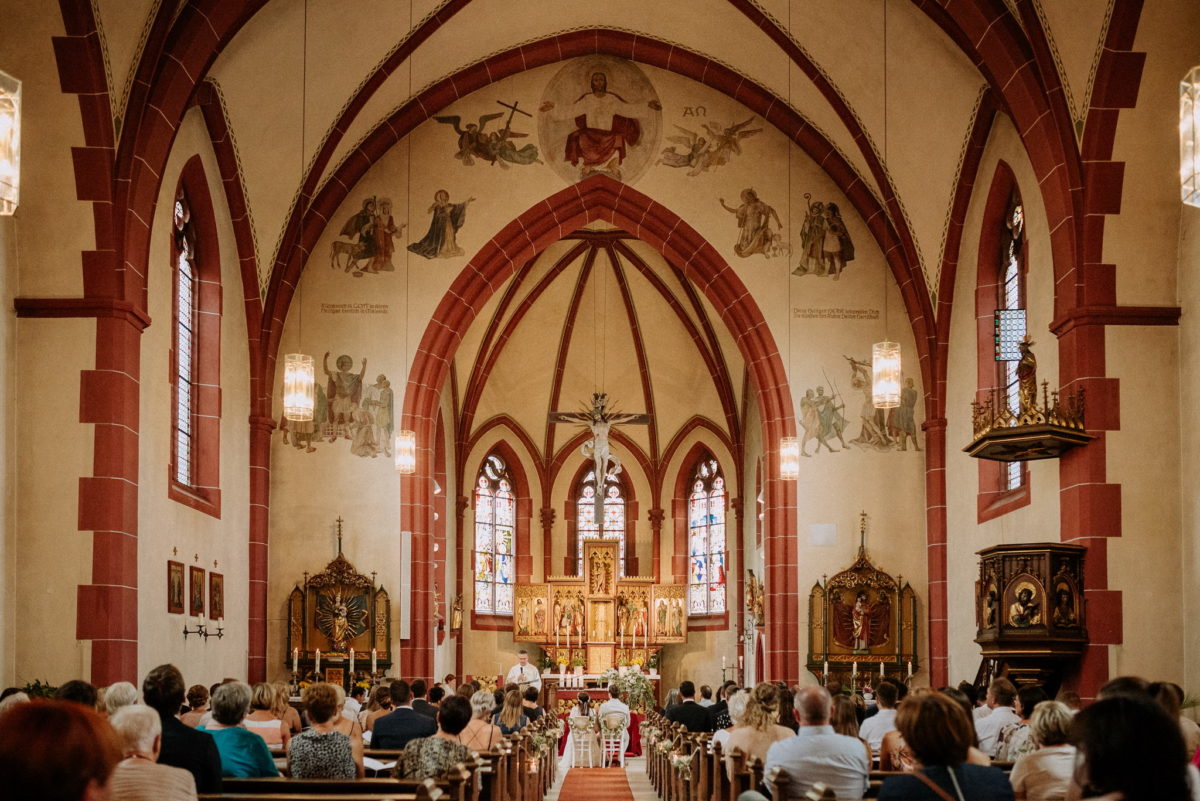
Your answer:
[670,750,695,781]
[656,740,673,755]
[530,730,557,757]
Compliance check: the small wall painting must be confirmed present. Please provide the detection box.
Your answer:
[209,572,224,621]
[538,56,662,184]
[189,566,206,617]
[407,190,476,259]
[434,102,543,168]
[658,117,761,176]
[1052,580,1078,627]
[1007,577,1043,628]
[167,561,185,614]
[331,196,404,276]
[719,188,788,258]
[793,195,855,279]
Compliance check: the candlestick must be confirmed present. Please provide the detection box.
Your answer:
[315,649,321,674]
[293,648,299,674]
[372,648,378,675]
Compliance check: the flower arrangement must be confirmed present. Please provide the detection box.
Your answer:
[600,668,656,712]
[570,654,586,668]
[355,679,372,690]
[530,730,557,756]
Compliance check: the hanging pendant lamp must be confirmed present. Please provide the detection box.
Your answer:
[1182,66,1200,207]
[872,0,902,409]
[0,70,20,216]
[283,353,315,421]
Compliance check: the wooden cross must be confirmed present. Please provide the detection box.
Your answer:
[550,392,650,527]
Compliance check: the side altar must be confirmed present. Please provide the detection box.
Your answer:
[513,540,685,674]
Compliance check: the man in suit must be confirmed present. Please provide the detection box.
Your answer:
[372,680,437,749]
[665,680,712,732]
[142,664,222,793]
[410,679,438,720]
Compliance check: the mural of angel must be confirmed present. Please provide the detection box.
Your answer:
[316,589,369,651]
[435,101,542,168]
[793,196,855,278]
[658,117,762,176]
[832,589,890,650]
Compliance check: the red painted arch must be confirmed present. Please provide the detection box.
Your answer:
[397,176,802,682]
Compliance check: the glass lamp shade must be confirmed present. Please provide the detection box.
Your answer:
[0,71,21,216]
[395,430,417,474]
[779,437,801,480]
[1182,67,1200,207]
[282,353,315,421]
[872,341,902,409]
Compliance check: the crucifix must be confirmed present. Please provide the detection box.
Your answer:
[335,516,344,556]
[550,392,649,524]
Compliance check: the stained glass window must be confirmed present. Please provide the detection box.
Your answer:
[173,194,197,488]
[687,458,726,614]
[576,469,625,575]
[474,454,515,614]
[999,196,1025,491]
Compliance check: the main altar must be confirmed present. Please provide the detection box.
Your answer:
[512,540,684,674]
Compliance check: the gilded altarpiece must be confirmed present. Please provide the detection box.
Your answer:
[287,546,392,689]
[807,545,918,684]
[513,541,681,672]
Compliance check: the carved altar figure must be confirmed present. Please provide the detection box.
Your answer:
[316,588,368,651]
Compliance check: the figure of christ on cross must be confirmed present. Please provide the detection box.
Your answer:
[550,393,649,525]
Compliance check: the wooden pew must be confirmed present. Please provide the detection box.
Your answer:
[709,740,730,801]
[199,776,447,801]
[726,749,764,801]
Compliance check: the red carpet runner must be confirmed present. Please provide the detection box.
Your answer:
[556,767,634,801]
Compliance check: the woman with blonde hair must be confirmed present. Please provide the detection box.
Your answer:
[1009,701,1075,801]
[271,683,302,736]
[724,683,795,772]
[832,693,873,767]
[493,689,528,734]
[244,683,289,749]
[328,684,365,778]
[460,690,503,752]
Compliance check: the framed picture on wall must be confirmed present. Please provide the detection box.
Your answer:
[189,566,205,617]
[167,561,185,614]
[209,572,224,621]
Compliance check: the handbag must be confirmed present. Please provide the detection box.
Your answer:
[912,767,967,801]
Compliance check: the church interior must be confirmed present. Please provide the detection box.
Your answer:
[2,0,1200,793]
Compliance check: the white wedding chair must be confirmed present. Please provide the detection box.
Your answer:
[567,715,597,768]
[599,711,630,768]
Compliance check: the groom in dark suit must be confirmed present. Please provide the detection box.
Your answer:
[665,680,713,732]
[372,679,437,749]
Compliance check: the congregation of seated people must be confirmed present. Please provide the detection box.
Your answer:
[655,672,1200,801]
[0,666,534,801]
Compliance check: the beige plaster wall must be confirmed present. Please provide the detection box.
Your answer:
[1180,203,1200,696]
[944,115,1062,683]
[0,216,14,686]
[135,107,252,683]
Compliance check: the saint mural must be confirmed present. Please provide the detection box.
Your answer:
[408,190,476,260]
[719,188,788,258]
[793,195,855,279]
[277,355,394,460]
[539,56,661,184]
[330,196,404,276]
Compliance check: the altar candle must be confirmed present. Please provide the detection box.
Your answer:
[372,648,378,674]
[823,660,828,679]
[907,660,913,678]
[350,649,355,676]
[315,649,321,674]
[293,648,299,674]
[722,655,726,669]
[738,654,743,670]
[880,661,885,678]
[851,661,857,679]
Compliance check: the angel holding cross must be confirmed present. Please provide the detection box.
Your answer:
[434,100,542,168]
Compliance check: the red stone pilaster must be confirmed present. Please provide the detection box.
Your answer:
[247,415,275,682]
[922,418,949,687]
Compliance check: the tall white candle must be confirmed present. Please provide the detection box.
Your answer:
[722,655,727,669]
[372,648,378,675]
[880,660,885,678]
[350,649,355,676]
[315,649,321,674]
[851,661,857,679]
[823,660,828,679]
[907,660,913,678]
[293,648,299,674]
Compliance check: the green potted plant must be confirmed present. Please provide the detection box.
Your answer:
[571,653,586,674]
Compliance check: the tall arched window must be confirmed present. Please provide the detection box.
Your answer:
[473,454,515,614]
[172,191,197,488]
[998,193,1026,491]
[687,458,726,614]
[168,157,222,518]
[576,469,625,575]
